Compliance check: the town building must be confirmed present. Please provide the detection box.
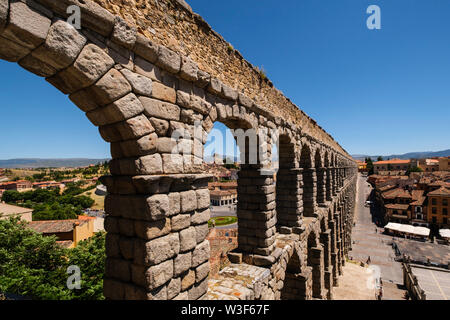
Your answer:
[209,181,238,206]
[0,180,32,191]
[370,169,450,228]
[355,160,367,172]
[32,181,63,190]
[381,188,427,225]
[207,228,238,276]
[373,159,412,174]
[418,159,439,173]
[27,216,95,248]
[439,157,450,171]
[0,202,33,222]
[427,187,450,227]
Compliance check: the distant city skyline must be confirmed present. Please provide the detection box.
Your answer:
[0,0,449,158]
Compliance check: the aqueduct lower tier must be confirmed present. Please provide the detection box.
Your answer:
[0,0,358,299]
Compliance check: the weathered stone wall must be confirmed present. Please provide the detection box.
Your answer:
[90,0,351,158]
[208,175,358,300]
[0,0,359,300]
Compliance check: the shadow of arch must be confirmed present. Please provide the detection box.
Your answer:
[276,134,302,230]
[324,151,332,201]
[299,143,315,217]
[307,230,325,299]
[280,248,305,300]
[314,148,325,206]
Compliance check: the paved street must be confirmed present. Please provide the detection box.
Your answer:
[210,205,237,218]
[210,205,238,230]
[349,174,405,289]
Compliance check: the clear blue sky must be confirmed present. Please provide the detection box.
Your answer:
[1,0,449,159]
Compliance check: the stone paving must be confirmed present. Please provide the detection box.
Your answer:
[411,266,450,300]
[395,240,450,268]
[333,262,376,300]
[349,174,406,300]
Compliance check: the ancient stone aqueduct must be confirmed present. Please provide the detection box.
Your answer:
[0,0,358,300]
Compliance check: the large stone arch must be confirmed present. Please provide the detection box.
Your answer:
[324,150,332,202]
[275,132,303,232]
[0,0,359,300]
[279,246,306,300]
[299,141,316,217]
[306,230,325,299]
[319,214,333,299]
[314,147,326,207]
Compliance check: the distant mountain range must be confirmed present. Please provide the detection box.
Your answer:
[352,149,450,161]
[0,158,110,169]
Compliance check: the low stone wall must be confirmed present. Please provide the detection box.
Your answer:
[402,263,426,300]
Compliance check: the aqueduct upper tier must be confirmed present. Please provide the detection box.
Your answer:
[0,0,358,300]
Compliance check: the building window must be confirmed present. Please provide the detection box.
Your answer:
[432,198,437,205]
[444,218,448,225]
[432,217,437,223]
[444,208,448,216]
[432,207,437,214]
[443,199,448,206]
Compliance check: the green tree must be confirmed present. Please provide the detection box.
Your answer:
[0,217,105,300]
[366,157,374,175]
[67,232,106,300]
[377,156,384,162]
[406,166,424,175]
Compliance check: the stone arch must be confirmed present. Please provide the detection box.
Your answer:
[280,248,306,300]
[0,0,360,301]
[205,120,278,259]
[299,142,316,217]
[319,215,333,299]
[314,148,326,206]
[307,230,325,299]
[324,150,332,201]
[0,2,175,300]
[275,133,302,231]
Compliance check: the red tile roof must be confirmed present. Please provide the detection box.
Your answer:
[374,159,411,165]
[428,187,450,197]
[410,190,426,206]
[28,219,87,234]
[385,204,410,211]
[382,188,412,200]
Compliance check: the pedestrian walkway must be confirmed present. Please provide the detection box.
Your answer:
[348,174,406,300]
[333,261,377,300]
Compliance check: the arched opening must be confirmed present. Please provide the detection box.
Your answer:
[280,250,304,300]
[314,149,326,206]
[205,115,277,262]
[299,144,315,217]
[324,151,332,201]
[0,56,109,299]
[275,134,301,232]
[332,154,338,196]
[203,121,239,277]
[307,231,325,299]
[319,217,333,299]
